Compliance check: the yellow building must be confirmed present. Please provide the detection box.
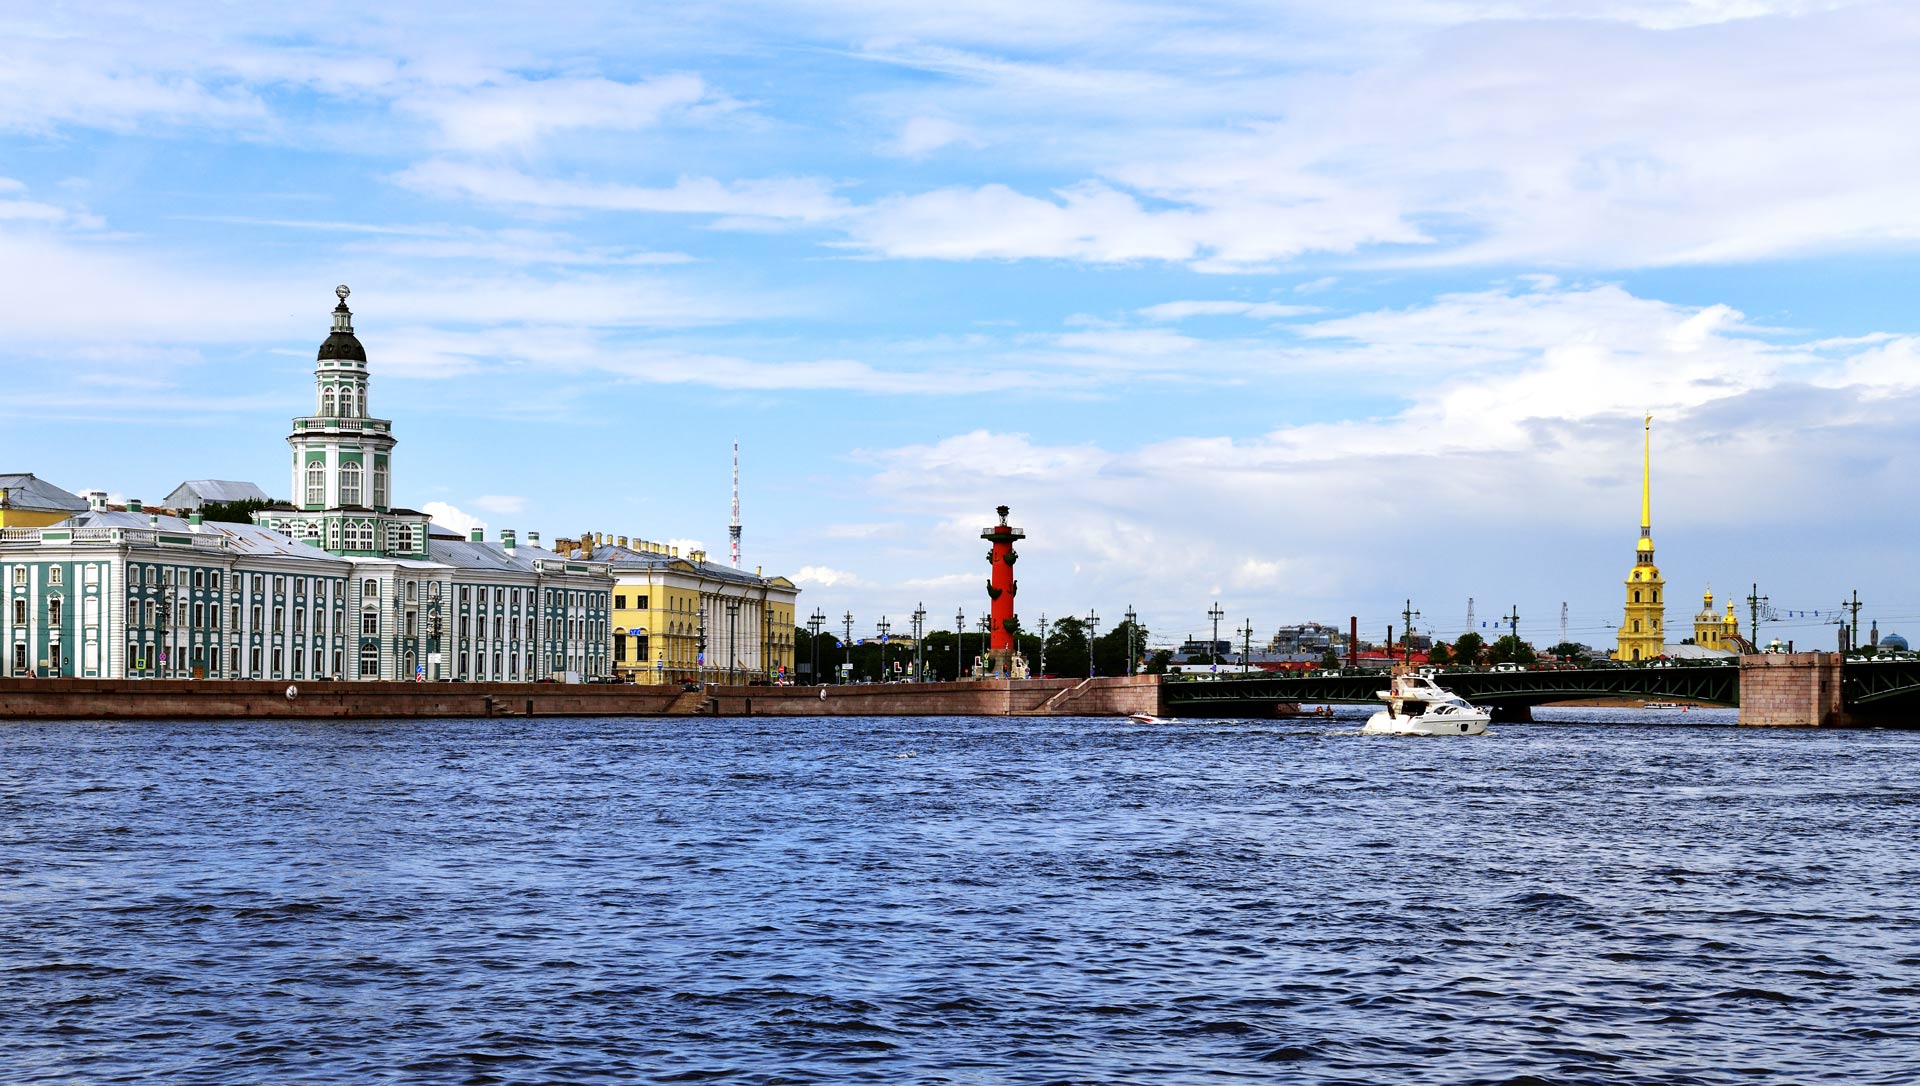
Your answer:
[1617,417,1666,662]
[1692,587,1741,652]
[0,474,89,529]
[559,533,798,684]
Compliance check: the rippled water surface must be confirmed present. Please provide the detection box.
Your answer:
[5,710,1920,1084]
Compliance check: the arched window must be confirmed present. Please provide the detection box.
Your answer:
[340,462,362,507]
[322,387,337,416]
[1633,620,1642,632]
[1633,590,1641,603]
[306,462,325,507]
[372,464,388,509]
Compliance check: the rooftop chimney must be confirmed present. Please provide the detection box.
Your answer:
[528,531,541,546]
[189,513,203,527]
[128,499,143,513]
[502,529,517,550]
[618,535,628,547]
[84,490,108,511]
[470,527,484,543]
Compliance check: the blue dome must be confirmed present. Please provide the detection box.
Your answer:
[1882,632,1910,651]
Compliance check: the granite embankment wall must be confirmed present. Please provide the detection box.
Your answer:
[0,675,1164,720]
[705,675,1164,717]
[1738,652,1850,727]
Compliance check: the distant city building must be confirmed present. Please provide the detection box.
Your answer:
[558,534,798,685]
[163,480,270,511]
[1177,638,1232,660]
[0,474,89,529]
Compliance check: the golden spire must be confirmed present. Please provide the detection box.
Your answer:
[1641,414,1652,538]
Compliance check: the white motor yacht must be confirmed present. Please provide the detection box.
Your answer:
[1363,673,1492,736]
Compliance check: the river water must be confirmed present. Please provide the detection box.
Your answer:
[3,709,1918,1084]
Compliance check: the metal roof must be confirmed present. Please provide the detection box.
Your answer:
[166,480,270,505]
[0,473,89,513]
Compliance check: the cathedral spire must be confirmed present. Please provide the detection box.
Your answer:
[1641,414,1652,541]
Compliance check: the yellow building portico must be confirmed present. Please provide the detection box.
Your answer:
[1617,416,1666,662]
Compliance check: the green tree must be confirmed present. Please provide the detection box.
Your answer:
[1043,616,1090,678]
[1488,634,1536,665]
[1426,641,1453,666]
[199,497,280,523]
[1321,649,1342,669]
[1144,649,1174,675]
[1093,619,1151,676]
[1453,631,1486,664]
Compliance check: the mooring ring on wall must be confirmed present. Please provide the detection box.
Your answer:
[286,685,299,700]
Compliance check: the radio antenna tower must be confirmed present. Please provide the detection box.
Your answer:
[1465,597,1475,635]
[1560,602,1569,648]
[729,440,742,569]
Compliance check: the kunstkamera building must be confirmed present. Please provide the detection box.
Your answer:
[1,287,612,682]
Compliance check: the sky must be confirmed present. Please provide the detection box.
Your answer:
[6,0,1920,650]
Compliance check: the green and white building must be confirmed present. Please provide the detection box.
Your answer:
[1,286,613,682]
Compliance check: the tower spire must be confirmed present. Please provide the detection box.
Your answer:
[729,440,741,569]
[1641,414,1652,540]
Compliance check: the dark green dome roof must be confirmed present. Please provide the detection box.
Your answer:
[318,289,366,361]
[318,328,366,361]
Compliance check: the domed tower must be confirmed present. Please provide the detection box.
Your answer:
[1616,416,1665,661]
[1694,586,1724,650]
[259,286,426,558]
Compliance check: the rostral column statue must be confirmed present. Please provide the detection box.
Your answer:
[981,505,1029,678]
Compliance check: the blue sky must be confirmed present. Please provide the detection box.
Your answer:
[7,0,1920,649]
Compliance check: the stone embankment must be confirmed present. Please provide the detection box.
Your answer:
[0,675,1164,720]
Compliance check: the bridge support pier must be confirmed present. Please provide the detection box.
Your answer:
[1738,652,1851,727]
[1489,704,1533,724]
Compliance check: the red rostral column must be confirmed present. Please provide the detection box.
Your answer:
[982,505,1025,674]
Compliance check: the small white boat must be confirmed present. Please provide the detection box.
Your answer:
[1128,712,1175,725]
[1363,673,1491,736]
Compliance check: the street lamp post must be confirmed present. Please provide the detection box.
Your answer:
[1207,602,1225,675]
[912,603,926,682]
[877,615,891,682]
[1124,605,1137,674]
[842,610,854,684]
[978,612,991,676]
[697,606,707,687]
[1086,608,1099,678]
[808,608,825,686]
[955,606,965,680]
[1239,618,1254,675]
[1038,612,1047,676]
[1401,599,1422,666]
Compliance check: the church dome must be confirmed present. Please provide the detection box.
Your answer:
[1883,632,1909,652]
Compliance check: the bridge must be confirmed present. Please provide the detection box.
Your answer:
[1163,663,1740,720]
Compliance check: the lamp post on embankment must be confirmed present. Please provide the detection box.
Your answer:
[955,607,965,680]
[808,608,824,685]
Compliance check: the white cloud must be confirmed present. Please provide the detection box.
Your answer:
[394,161,850,224]
[794,565,865,587]
[839,280,1920,629]
[893,116,985,156]
[398,74,730,151]
[422,501,485,538]
[1139,300,1318,321]
[472,494,527,514]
